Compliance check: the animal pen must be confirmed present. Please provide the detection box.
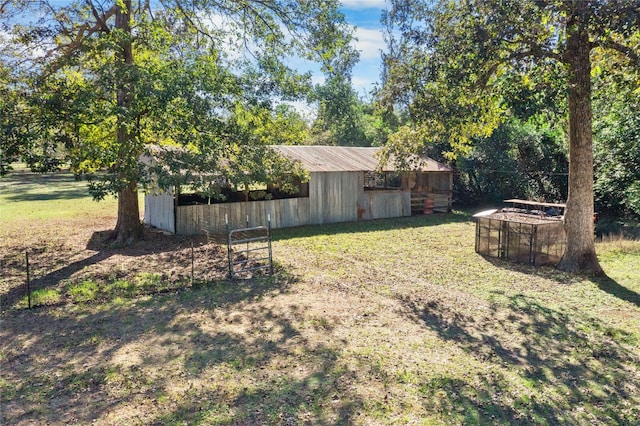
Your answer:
[474,200,567,266]
[144,145,453,235]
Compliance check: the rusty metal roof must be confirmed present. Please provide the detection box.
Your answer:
[271,145,452,173]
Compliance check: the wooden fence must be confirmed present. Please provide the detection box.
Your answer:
[176,198,312,235]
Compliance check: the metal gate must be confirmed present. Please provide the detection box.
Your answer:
[227,221,273,279]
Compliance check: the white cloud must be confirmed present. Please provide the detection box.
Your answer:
[352,75,377,93]
[281,100,318,122]
[341,0,387,9]
[0,29,48,61]
[311,73,326,85]
[353,27,384,60]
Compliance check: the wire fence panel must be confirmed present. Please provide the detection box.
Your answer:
[475,213,566,266]
[0,237,228,311]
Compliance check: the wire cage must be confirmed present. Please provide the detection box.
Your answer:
[475,211,566,266]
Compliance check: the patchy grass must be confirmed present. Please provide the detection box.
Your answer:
[19,288,61,307]
[0,167,121,222]
[0,169,217,309]
[1,170,640,425]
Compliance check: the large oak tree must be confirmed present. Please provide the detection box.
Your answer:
[1,0,353,244]
[380,0,640,275]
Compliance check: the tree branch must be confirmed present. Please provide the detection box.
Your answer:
[501,36,562,62]
[161,0,217,44]
[87,0,111,34]
[40,4,117,76]
[598,37,640,67]
[0,0,10,15]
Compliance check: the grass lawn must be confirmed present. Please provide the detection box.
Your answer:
[1,170,639,425]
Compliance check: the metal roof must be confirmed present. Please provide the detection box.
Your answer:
[271,145,452,173]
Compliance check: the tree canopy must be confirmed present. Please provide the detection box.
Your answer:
[592,33,640,219]
[379,0,640,275]
[1,0,355,243]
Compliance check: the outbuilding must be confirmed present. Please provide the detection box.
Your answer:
[144,145,453,235]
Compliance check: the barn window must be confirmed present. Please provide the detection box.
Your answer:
[364,172,402,190]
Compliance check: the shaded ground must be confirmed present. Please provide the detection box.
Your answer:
[2,171,640,425]
[1,224,228,309]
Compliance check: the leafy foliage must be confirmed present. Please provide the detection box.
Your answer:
[593,41,640,218]
[378,0,640,274]
[455,119,567,206]
[1,1,354,240]
[309,75,371,146]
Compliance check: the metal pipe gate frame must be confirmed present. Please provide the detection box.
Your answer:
[226,214,274,279]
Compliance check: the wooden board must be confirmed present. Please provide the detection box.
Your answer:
[176,198,311,235]
[144,191,175,233]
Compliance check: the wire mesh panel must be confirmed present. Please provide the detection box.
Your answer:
[475,212,566,266]
[532,221,566,265]
[476,217,502,258]
[504,221,534,264]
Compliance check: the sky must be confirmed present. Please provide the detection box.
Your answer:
[339,0,388,97]
[6,0,389,106]
[285,1,388,116]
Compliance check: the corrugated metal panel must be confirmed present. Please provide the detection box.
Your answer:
[272,145,451,173]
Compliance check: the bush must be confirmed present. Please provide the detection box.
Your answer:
[454,119,567,206]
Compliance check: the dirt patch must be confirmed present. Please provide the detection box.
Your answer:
[1,217,230,309]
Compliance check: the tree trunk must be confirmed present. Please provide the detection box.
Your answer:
[114,180,142,244]
[557,12,604,275]
[111,0,143,244]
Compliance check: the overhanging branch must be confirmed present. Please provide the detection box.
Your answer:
[501,36,563,62]
[598,37,640,67]
[46,4,117,60]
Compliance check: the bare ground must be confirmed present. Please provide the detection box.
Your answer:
[1,217,229,309]
[2,208,640,424]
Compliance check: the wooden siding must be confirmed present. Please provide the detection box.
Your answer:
[155,170,453,235]
[309,171,360,225]
[410,191,452,213]
[358,190,411,220]
[175,171,366,235]
[410,172,453,213]
[176,198,311,235]
[144,192,175,233]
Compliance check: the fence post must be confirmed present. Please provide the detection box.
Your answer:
[245,215,250,253]
[25,251,31,310]
[226,214,232,279]
[190,241,194,286]
[268,213,273,275]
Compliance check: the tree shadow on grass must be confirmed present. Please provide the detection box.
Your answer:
[159,306,359,425]
[592,275,640,308]
[478,255,640,308]
[1,270,363,425]
[4,187,90,202]
[1,171,90,201]
[399,293,640,424]
[1,229,225,309]
[477,255,584,285]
